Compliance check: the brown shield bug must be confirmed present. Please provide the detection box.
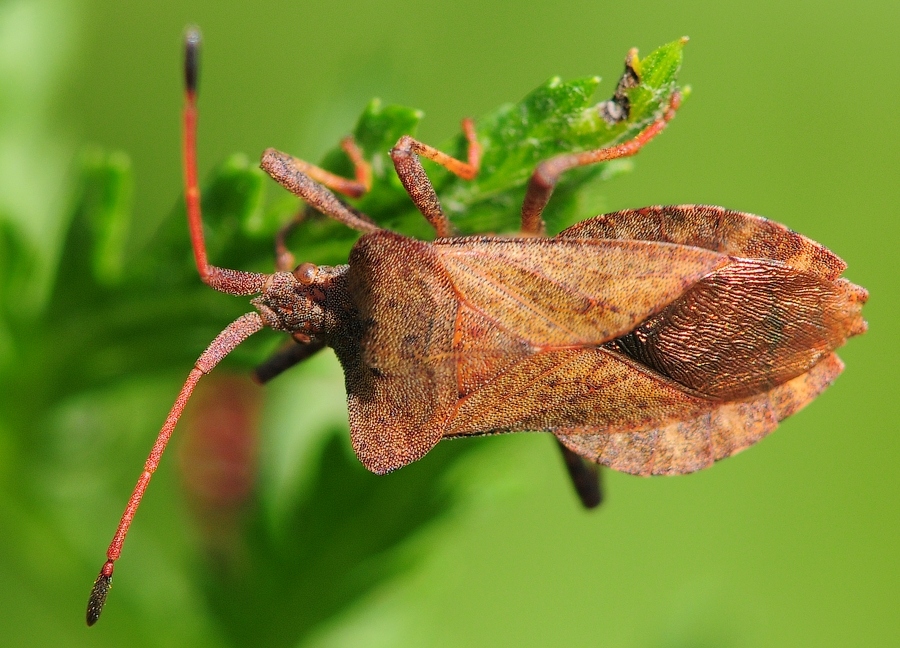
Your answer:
[86,29,867,625]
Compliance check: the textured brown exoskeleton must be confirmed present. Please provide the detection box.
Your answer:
[86,31,867,624]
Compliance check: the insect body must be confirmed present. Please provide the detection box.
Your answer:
[252,205,863,478]
[86,31,867,624]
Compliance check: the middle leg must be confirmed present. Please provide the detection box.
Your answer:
[389,119,481,237]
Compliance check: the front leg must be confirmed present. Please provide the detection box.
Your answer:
[277,135,372,199]
[261,148,380,235]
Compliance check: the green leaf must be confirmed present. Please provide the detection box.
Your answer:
[293,38,686,239]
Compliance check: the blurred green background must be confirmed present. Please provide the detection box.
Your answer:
[0,0,897,646]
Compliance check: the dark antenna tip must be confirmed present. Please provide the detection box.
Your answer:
[184,26,202,96]
[86,561,114,627]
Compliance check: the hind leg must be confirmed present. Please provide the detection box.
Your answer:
[556,438,604,509]
[520,92,682,236]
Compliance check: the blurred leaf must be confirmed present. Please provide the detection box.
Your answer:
[0,218,38,371]
[63,148,133,286]
[201,430,469,647]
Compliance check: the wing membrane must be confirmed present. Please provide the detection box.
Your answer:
[614,259,867,399]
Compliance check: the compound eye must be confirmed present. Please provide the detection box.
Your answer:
[293,262,317,285]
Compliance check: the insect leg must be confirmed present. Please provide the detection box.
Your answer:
[262,135,374,251]
[261,148,381,234]
[520,91,682,236]
[252,337,327,384]
[87,311,264,626]
[389,119,481,237]
[273,206,314,271]
[556,438,604,509]
[269,136,373,200]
